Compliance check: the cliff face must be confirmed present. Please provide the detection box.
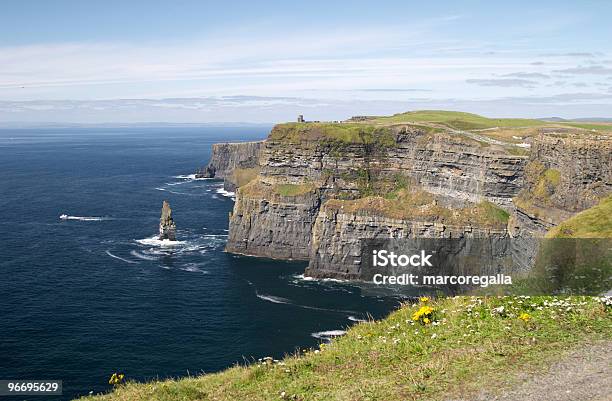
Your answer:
[226,125,524,274]
[305,205,509,280]
[258,125,527,205]
[512,134,612,235]
[204,120,610,280]
[225,182,320,260]
[196,141,263,190]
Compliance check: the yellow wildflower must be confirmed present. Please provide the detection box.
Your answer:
[108,373,125,385]
[519,313,531,322]
[412,305,435,324]
[419,296,430,303]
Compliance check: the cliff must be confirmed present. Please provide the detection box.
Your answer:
[196,141,263,190]
[305,194,511,280]
[227,122,524,275]
[203,112,611,280]
[511,133,612,236]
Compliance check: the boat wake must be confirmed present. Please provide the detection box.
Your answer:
[60,214,111,221]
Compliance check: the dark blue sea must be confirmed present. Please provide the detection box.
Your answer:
[0,127,401,400]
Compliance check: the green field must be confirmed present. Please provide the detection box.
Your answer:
[370,110,547,130]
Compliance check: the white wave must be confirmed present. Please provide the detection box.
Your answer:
[175,174,212,180]
[215,188,236,198]
[129,250,159,261]
[348,316,367,322]
[154,188,198,196]
[135,236,185,247]
[311,330,347,340]
[293,274,348,283]
[255,292,356,314]
[256,294,293,305]
[175,174,196,179]
[105,250,139,264]
[60,215,111,221]
[179,263,209,274]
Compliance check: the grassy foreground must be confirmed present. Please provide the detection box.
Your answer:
[80,296,611,401]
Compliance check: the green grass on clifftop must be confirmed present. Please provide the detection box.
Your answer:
[325,190,510,229]
[546,194,612,238]
[79,296,611,401]
[370,110,547,131]
[269,122,396,146]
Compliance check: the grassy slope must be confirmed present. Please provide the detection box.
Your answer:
[371,110,547,131]
[546,195,612,238]
[80,296,610,401]
[324,190,510,228]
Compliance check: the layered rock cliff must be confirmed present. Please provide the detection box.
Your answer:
[196,141,263,190]
[201,118,611,280]
[226,123,524,275]
[512,133,612,235]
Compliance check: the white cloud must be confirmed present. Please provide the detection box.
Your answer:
[0,14,610,121]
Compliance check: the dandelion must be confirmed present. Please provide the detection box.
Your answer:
[519,312,531,322]
[419,296,430,303]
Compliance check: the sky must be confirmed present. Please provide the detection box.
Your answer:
[1,0,612,123]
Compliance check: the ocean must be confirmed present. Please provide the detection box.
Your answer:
[0,127,401,400]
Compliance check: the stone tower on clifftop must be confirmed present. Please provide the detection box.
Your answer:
[159,200,176,241]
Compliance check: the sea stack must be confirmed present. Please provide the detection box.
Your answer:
[159,200,176,241]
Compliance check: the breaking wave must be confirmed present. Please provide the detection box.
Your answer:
[135,236,185,247]
[293,274,348,283]
[311,330,347,340]
[215,187,235,199]
[174,174,211,180]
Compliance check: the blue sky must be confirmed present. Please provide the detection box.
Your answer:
[1,0,612,123]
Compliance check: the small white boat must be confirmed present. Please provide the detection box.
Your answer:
[59,214,68,220]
